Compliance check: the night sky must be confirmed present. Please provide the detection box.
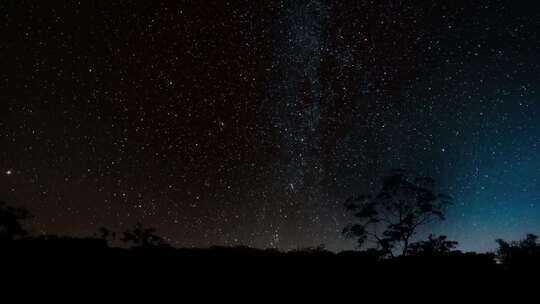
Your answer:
[1,1,539,252]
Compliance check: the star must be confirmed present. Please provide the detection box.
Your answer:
[0,0,538,254]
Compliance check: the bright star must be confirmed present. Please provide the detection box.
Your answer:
[6,170,12,175]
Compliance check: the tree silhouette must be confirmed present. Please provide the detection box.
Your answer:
[0,201,32,241]
[95,226,116,244]
[122,223,167,248]
[496,233,540,266]
[407,234,458,256]
[343,170,453,257]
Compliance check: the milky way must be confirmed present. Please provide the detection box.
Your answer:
[1,1,539,252]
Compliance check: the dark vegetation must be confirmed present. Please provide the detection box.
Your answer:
[343,169,452,257]
[1,171,539,274]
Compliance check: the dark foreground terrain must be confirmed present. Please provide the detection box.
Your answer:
[2,238,535,274]
[3,238,540,298]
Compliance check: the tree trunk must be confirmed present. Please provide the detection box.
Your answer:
[402,238,409,256]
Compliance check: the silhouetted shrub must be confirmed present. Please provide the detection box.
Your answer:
[0,201,32,241]
[122,223,169,248]
[496,234,540,266]
[407,234,458,256]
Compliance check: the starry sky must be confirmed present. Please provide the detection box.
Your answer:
[1,1,539,252]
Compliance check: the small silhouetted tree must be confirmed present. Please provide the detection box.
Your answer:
[122,223,166,248]
[96,226,116,244]
[407,234,458,256]
[343,170,453,257]
[0,201,32,241]
[496,234,540,265]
